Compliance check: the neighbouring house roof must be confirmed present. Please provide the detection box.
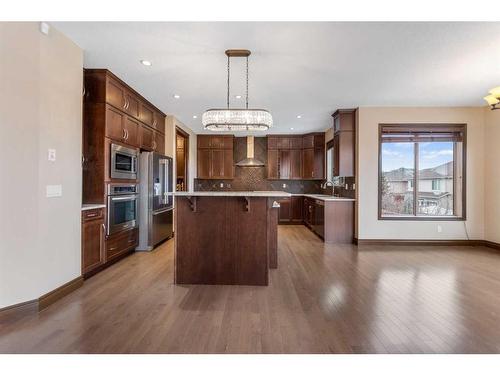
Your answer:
[383,161,453,182]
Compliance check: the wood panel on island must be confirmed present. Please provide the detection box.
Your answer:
[82,69,167,278]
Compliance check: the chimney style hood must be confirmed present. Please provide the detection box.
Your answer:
[235,136,265,167]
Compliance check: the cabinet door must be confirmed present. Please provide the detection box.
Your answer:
[211,149,225,178]
[278,198,291,224]
[197,149,212,178]
[154,111,165,133]
[337,131,354,177]
[314,134,325,147]
[222,149,233,178]
[123,116,140,148]
[139,102,154,127]
[267,150,279,179]
[105,106,125,142]
[106,78,126,110]
[290,137,302,149]
[197,135,211,148]
[313,147,325,180]
[289,149,302,179]
[141,125,154,151]
[302,135,314,149]
[154,131,165,155]
[82,217,104,274]
[125,92,140,119]
[333,134,340,177]
[267,136,279,150]
[302,148,314,179]
[279,150,290,179]
[291,196,303,223]
[277,137,290,149]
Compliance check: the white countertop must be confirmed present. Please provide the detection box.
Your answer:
[174,191,292,197]
[295,194,356,202]
[81,203,106,211]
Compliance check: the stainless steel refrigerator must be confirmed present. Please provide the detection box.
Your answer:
[137,152,173,251]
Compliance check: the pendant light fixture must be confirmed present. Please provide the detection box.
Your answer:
[202,49,273,131]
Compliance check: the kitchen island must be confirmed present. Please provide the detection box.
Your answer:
[174,191,289,286]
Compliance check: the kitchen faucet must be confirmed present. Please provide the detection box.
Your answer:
[321,180,334,189]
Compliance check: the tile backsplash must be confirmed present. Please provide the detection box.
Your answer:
[194,136,356,197]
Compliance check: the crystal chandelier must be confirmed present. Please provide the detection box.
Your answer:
[203,49,273,131]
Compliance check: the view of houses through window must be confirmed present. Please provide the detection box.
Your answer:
[379,125,465,219]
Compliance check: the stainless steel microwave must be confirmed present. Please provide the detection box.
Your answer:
[110,143,138,180]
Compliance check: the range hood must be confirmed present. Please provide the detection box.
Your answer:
[236,136,265,167]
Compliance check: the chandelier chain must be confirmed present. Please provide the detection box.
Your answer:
[227,54,230,109]
[246,56,249,109]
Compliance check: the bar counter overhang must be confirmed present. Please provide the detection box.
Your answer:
[173,191,289,286]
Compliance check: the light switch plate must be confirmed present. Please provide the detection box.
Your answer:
[46,185,62,198]
[48,149,56,161]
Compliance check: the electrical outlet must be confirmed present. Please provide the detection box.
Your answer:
[282,183,287,188]
[220,183,224,188]
[352,183,356,190]
[437,225,443,233]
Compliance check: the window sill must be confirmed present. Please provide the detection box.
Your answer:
[379,215,465,221]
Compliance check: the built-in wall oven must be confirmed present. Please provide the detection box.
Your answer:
[111,143,138,180]
[107,184,139,235]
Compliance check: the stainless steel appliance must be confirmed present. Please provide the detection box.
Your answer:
[110,143,138,180]
[107,184,139,235]
[137,152,173,251]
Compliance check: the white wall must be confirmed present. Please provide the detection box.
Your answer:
[166,115,197,191]
[357,107,485,240]
[0,23,83,308]
[484,108,500,243]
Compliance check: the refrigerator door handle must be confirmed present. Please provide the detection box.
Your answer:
[164,158,169,205]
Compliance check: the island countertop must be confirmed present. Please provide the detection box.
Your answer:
[174,191,292,197]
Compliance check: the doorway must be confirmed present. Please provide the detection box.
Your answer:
[175,127,189,191]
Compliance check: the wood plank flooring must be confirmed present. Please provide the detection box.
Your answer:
[1,225,500,353]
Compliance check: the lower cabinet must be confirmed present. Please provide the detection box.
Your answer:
[278,196,303,224]
[81,208,105,276]
[106,228,138,262]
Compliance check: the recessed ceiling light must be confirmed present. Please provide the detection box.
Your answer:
[140,60,152,66]
[296,115,302,119]
[193,115,198,119]
[235,95,242,99]
[173,94,180,99]
[290,127,294,130]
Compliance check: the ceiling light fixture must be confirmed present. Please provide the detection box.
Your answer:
[235,95,242,99]
[140,60,152,66]
[193,115,198,119]
[202,49,272,131]
[173,94,180,99]
[484,86,500,110]
[296,115,302,119]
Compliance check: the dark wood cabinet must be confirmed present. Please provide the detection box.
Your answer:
[105,105,126,142]
[267,136,305,180]
[301,133,325,180]
[332,109,356,177]
[106,228,138,262]
[123,116,140,148]
[81,208,105,276]
[196,135,234,179]
[303,197,315,228]
[154,130,165,155]
[140,125,154,151]
[278,196,303,224]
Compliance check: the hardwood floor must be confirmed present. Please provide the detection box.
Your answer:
[2,225,500,353]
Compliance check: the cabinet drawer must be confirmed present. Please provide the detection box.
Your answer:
[106,228,138,260]
[82,208,104,222]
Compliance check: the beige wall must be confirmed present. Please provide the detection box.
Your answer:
[484,108,500,243]
[357,107,485,240]
[166,115,197,191]
[0,23,83,308]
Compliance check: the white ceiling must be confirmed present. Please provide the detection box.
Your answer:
[54,22,500,135]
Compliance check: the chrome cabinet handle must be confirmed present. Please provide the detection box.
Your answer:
[125,129,129,140]
[100,223,106,259]
[122,129,127,139]
[153,140,156,150]
[123,98,127,109]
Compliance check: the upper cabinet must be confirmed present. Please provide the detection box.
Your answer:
[196,135,234,179]
[332,109,356,177]
[267,134,324,180]
[301,133,324,180]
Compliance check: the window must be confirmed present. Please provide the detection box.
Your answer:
[326,140,334,182]
[379,124,466,220]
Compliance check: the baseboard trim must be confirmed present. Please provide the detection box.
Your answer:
[38,276,83,311]
[0,276,84,322]
[356,239,498,248]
